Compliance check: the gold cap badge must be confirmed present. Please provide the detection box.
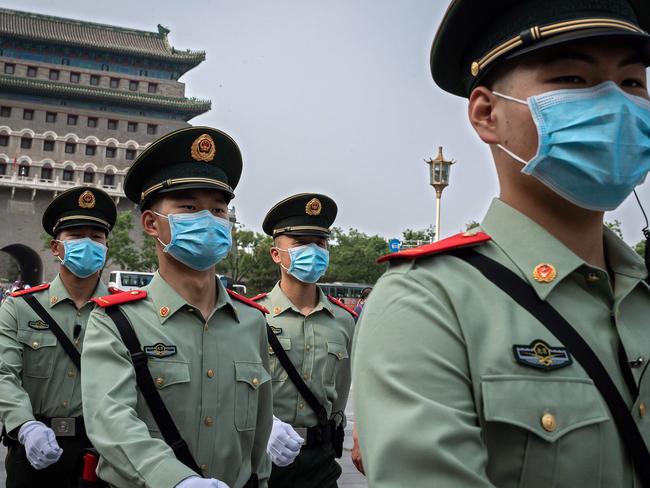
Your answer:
[191,134,216,162]
[305,198,322,216]
[78,190,96,209]
[533,263,557,283]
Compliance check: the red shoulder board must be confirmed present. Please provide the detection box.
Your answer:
[377,231,491,264]
[250,292,268,302]
[227,289,269,314]
[91,289,147,308]
[10,283,50,297]
[108,286,123,294]
[327,296,359,318]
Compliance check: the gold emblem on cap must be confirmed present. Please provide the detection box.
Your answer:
[78,190,96,209]
[533,263,557,283]
[305,198,322,216]
[191,134,216,162]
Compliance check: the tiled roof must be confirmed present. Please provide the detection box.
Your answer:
[0,74,211,119]
[0,8,205,66]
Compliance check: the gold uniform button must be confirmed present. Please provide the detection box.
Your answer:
[306,345,311,351]
[155,377,164,386]
[62,401,68,408]
[252,377,260,386]
[541,413,557,432]
[200,464,208,472]
[298,402,304,410]
[207,369,215,378]
[67,369,75,377]
[586,272,600,283]
[32,341,39,348]
[337,352,343,359]
[130,290,139,295]
[640,402,646,418]
[204,416,214,426]
[303,373,309,380]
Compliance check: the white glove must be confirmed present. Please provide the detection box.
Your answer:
[175,476,230,488]
[267,416,304,467]
[17,420,63,470]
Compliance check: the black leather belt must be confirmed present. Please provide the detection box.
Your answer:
[296,422,334,448]
[35,415,86,438]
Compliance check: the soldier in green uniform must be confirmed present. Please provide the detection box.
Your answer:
[353,1,650,487]
[80,127,273,488]
[253,193,356,488]
[0,186,117,488]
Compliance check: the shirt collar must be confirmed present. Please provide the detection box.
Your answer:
[48,274,109,308]
[268,281,334,317]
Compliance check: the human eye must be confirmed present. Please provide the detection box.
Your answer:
[550,75,586,85]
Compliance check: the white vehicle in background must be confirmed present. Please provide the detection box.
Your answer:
[108,270,247,295]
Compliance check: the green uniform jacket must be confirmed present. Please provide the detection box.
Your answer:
[353,198,650,488]
[81,273,273,488]
[257,283,355,428]
[0,275,108,434]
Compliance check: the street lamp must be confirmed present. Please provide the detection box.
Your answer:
[425,146,455,242]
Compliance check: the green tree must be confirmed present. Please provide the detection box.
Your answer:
[402,225,436,243]
[325,228,388,284]
[606,220,624,240]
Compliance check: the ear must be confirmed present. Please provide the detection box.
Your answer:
[468,86,500,145]
[269,246,282,264]
[49,239,60,257]
[141,210,158,237]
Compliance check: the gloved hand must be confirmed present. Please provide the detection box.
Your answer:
[267,416,304,467]
[175,476,230,488]
[17,420,63,470]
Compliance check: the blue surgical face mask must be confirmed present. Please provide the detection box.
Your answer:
[493,81,650,211]
[156,209,232,270]
[57,238,107,278]
[277,243,329,283]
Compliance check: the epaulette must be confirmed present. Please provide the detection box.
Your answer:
[377,231,491,264]
[108,286,123,294]
[10,283,50,297]
[226,289,269,314]
[91,289,147,308]
[250,292,268,301]
[327,295,359,318]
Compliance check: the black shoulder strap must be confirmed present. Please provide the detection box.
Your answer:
[22,295,80,370]
[449,248,650,487]
[104,305,202,476]
[266,325,328,424]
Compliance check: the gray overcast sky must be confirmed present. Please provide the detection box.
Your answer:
[7,0,650,245]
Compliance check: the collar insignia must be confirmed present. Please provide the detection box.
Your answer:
[144,343,177,358]
[513,339,572,371]
[533,263,557,283]
[79,190,96,209]
[191,134,216,162]
[28,320,49,330]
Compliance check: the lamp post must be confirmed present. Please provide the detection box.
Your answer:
[425,146,455,242]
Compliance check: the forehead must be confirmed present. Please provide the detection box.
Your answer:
[277,235,327,245]
[161,189,228,204]
[58,226,105,236]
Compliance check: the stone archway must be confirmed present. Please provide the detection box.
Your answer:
[0,244,43,285]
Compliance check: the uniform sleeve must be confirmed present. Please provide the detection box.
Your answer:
[251,314,273,487]
[332,314,355,428]
[352,266,496,488]
[0,297,36,433]
[81,306,196,488]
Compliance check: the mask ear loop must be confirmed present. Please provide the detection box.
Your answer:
[633,190,650,284]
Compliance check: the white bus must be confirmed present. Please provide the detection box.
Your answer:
[108,270,246,295]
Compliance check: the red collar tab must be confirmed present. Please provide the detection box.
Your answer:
[377,231,491,264]
[250,292,268,302]
[226,289,269,314]
[10,283,50,297]
[327,295,359,318]
[91,289,147,308]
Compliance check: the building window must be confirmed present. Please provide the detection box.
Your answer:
[125,149,136,160]
[0,135,8,146]
[49,69,60,80]
[110,78,119,88]
[67,114,78,126]
[107,119,118,130]
[83,169,94,183]
[43,140,55,151]
[87,117,98,128]
[20,137,32,149]
[4,63,15,74]
[106,147,116,158]
[27,66,37,77]
[129,80,138,91]
[0,161,6,175]
[70,72,80,83]
[0,106,11,117]
[104,172,115,187]
[41,166,53,181]
[63,166,74,181]
[85,144,96,156]
[65,142,76,154]
[90,75,100,86]
[101,64,109,71]
[18,163,29,177]
[23,109,34,121]
[147,83,158,93]
[46,112,57,123]
[61,58,70,66]
[127,122,138,133]
[139,69,148,76]
[147,124,158,135]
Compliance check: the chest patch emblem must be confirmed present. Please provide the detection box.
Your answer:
[512,339,572,371]
[270,326,283,335]
[144,343,177,358]
[28,320,49,330]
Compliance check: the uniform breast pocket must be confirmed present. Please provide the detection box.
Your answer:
[268,337,291,382]
[324,341,349,386]
[481,375,610,488]
[234,361,271,431]
[142,359,191,431]
[17,330,58,379]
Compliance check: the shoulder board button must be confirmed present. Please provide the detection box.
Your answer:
[226,289,269,314]
[250,292,268,302]
[10,283,50,297]
[327,295,359,318]
[377,231,491,264]
[91,289,147,308]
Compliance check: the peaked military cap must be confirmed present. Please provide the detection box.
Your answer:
[123,126,243,209]
[263,193,337,238]
[431,0,650,97]
[42,186,117,236]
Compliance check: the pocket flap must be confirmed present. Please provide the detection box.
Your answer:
[482,375,609,442]
[327,341,349,360]
[147,359,190,389]
[235,361,271,390]
[17,329,57,350]
[269,337,291,355]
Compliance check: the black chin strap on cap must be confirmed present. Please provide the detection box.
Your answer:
[633,190,650,285]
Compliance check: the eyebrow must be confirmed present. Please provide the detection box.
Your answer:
[545,52,644,68]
